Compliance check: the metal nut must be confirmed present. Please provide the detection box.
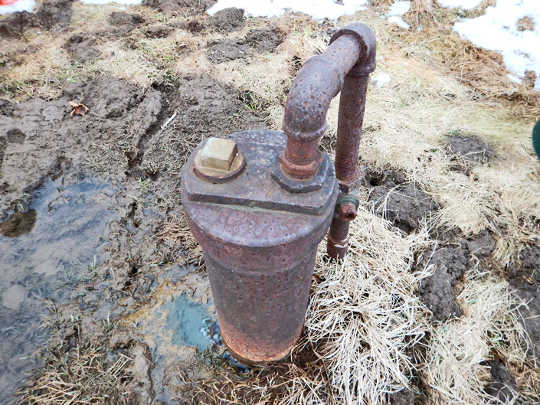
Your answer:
[193,138,246,183]
[198,137,238,171]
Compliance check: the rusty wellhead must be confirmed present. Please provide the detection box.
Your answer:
[182,23,376,363]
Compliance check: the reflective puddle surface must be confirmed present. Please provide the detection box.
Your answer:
[0,176,117,403]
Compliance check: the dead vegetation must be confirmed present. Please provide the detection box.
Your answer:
[17,315,135,405]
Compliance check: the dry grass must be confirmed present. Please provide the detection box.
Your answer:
[423,268,533,404]
[304,211,431,403]
[18,340,133,405]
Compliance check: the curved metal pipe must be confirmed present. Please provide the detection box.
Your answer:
[279,23,376,180]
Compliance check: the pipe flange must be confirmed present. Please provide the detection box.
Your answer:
[271,154,332,193]
[330,23,376,77]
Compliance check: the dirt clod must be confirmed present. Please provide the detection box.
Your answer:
[367,170,439,233]
[143,0,216,15]
[206,28,285,64]
[466,230,496,258]
[0,0,72,37]
[64,34,101,62]
[34,0,73,30]
[244,28,285,52]
[211,7,245,32]
[446,133,495,164]
[6,128,26,144]
[108,11,145,27]
[389,389,417,404]
[417,245,468,321]
[145,25,173,38]
[485,360,519,403]
[206,39,249,64]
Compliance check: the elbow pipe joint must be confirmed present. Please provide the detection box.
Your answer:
[278,23,376,181]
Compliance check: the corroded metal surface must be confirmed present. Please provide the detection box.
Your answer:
[182,22,376,362]
[183,130,337,362]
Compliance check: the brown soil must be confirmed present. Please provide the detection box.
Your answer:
[210,7,245,32]
[0,0,73,37]
[445,132,496,164]
[63,33,101,62]
[206,27,285,63]
[143,0,216,15]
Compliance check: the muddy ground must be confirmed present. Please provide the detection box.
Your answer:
[1,0,539,404]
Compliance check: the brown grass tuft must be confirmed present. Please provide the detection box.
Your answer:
[18,340,133,405]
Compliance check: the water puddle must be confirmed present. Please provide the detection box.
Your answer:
[165,295,218,351]
[0,175,117,403]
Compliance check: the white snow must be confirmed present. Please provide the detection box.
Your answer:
[438,0,483,10]
[207,0,368,21]
[372,72,391,87]
[0,0,35,14]
[454,0,540,89]
[80,0,142,4]
[386,0,409,30]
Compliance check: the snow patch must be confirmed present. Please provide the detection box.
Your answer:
[207,0,368,21]
[386,0,409,30]
[0,0,35,14]
[454,0,540,89]
[372,72,391,87]
[80,0,142,4]
[438,0,483,10]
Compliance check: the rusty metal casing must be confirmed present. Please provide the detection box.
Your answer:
[182,23,376,363]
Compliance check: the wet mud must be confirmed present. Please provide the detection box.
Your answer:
[0,175,117,403]
[1,68,265,402]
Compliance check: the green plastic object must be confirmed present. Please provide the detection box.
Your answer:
[533,119,540,160]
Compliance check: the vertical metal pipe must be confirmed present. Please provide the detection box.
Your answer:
[327,216,350,259]
[335,74,370,187]
[327,74,370,259]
